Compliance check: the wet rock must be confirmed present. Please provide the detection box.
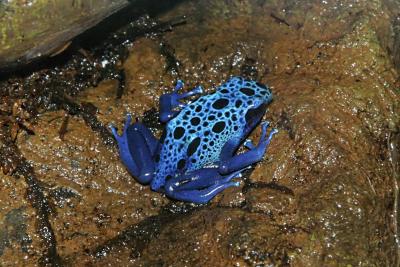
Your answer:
[392,16,400,72]
[0,0,399,266]
[15,111,168,262]
[0,208,32,256]
[0,173,43,265]
[138,208,307,266]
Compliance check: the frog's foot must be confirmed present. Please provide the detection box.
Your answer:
[159,80,203,123]
[110,114,136,173]
[219,121,278,175]
[110,114,157,184]
[243,139,256,150]
[164,168,242,203]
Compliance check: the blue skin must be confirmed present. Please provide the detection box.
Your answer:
[110,77,278,204]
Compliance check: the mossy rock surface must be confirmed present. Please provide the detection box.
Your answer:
[0,0,129,69]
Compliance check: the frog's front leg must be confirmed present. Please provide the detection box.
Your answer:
[110,115,158,184]
[164,168,242,203]
[159,80,203,123]
[219,122,278,175]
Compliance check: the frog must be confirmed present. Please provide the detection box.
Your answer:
[110,76,278,203]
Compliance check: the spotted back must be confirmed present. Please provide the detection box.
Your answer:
[151,77,273,190]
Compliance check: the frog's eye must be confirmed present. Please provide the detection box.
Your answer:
[240,87,255,96]
[256,82,267,89]
[245,103,267,125]
[212,98,229,109]
[255,82,271,96]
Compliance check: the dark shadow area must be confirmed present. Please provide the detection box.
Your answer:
[90,202,202,261]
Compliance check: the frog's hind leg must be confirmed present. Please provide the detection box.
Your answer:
[110,114,157,184]
[159,80,203,123]
[219,121,278,175]
[164,168,242,203]
[130,120,159,155]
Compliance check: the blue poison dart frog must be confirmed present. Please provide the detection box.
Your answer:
[110,76,278,203]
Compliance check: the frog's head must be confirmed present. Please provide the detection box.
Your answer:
[224,76,273,104]
[217,76,273,131]
[217,76,273,108]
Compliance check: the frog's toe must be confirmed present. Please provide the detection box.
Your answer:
[244,139,255,149]
[232,181,241,187]
[223,181,241,189]
[263,127,278,144]
[110,114,133,139]
[159,82,203,123]
[123,113,133,131]
[192,85,203,95]
[177,85,203,99]
[177,102,187,108]
[219,178,241,189]
[216,169,243,185]
[260,121,270,139]
[109,124,139,176]
[174,80,184,91]
[259,121,278,145]
[269,128,279,139]
[109,124,121,139]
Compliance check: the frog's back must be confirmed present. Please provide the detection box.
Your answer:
[158,91,245,174]
[155,77,272,179]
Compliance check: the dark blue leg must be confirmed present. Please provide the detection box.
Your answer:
[110,114,138,176]
[165,183,239,204]
[110,115,157,184]
[159,80,203,123]
[131,121,159,155]
[164,168,242,203]
[166,168,242,191]
[219,122,278,175]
